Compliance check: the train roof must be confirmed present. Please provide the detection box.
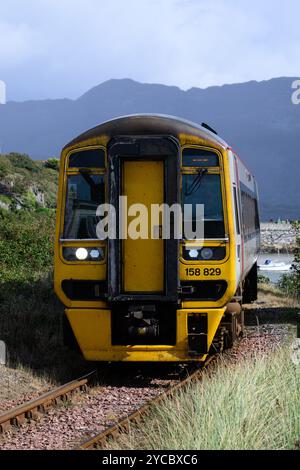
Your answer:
[64,114,229,150]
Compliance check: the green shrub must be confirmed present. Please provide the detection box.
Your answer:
[7,152,39,172]
[44,158,59,171]
[0,195,11,207]
[0,154,13,177]
[278,222,300,298]
[258,274,271,284]
[278,273,299,298]
[23,189,38,209]
[0,209,56,284]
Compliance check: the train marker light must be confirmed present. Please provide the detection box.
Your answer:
[75,247,88,260]
[201,247,213,260]
[90,249,100,259]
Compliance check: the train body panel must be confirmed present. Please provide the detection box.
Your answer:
[54,114,260,362]
[65,307,225,362]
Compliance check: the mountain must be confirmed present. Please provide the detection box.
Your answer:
[0,77,299,220]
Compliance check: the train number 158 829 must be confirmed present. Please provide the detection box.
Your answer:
[185,268,221,277]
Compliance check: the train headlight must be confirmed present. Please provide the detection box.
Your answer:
[75,247,88,260]
[200,247,213,260]
[188,249,199,259]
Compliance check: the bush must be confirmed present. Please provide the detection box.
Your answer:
[278,222,300,298]
[0,209,56,284]
[44,158,59,171]
[277,273,299,298]
[258,274,271,284]
[7,152,39,172]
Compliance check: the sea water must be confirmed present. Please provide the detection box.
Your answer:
[258,253,294,284]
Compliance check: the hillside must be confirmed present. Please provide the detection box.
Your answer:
[0,153,58,210]
[0,77,300,219]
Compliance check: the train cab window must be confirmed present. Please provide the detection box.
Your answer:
[63,174,105,239]
[183,148,219,167]
[182,174,225,239]
[68,148,105,168]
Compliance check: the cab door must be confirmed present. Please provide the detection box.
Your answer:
[107,137,179,303]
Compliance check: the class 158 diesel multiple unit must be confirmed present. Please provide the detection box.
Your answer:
[54,114,260,362]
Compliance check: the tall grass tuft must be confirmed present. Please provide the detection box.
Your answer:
[110,347,300,450]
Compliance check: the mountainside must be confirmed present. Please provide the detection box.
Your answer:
[0,153,58,210]
[0,77,299,220]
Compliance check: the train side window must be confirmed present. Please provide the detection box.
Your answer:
[233,187,241,235]
[254,199,260,230]
[68,148,105,168]
[240,190,259,236]
[182,148,219,167]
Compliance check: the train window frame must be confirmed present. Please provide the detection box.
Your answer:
[63,173,106,240]
[233,186,241,235]
[67,146,107,170]
[182,147,220,168]
[240,187,260,238]
[180,145,229,246]
[59,146,107,249]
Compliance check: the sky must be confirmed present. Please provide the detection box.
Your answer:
[0,0,300,101]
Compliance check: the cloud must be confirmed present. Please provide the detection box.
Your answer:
[0,21,43,66]
[0,0,300,100]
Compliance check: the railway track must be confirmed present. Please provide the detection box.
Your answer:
[76,356,216,450]
[0,370,96,434]
[0,359,216,449]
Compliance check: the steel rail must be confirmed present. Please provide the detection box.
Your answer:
[0,370,96,433]
[77,357,215,450]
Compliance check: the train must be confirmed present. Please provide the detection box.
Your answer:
[54,114,260,362]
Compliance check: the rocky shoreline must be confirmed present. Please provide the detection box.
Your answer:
[260,223,299,253]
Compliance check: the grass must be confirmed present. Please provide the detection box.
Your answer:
[0,363,53,404]
[108,345,300,450]
[0,209,87,392]
[0,274,88,383]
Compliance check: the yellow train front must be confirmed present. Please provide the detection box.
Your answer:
[54,115,260,362]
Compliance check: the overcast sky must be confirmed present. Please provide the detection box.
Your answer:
[0,0,299,101]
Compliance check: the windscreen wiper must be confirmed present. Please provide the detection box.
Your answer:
[184,169,208,197]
